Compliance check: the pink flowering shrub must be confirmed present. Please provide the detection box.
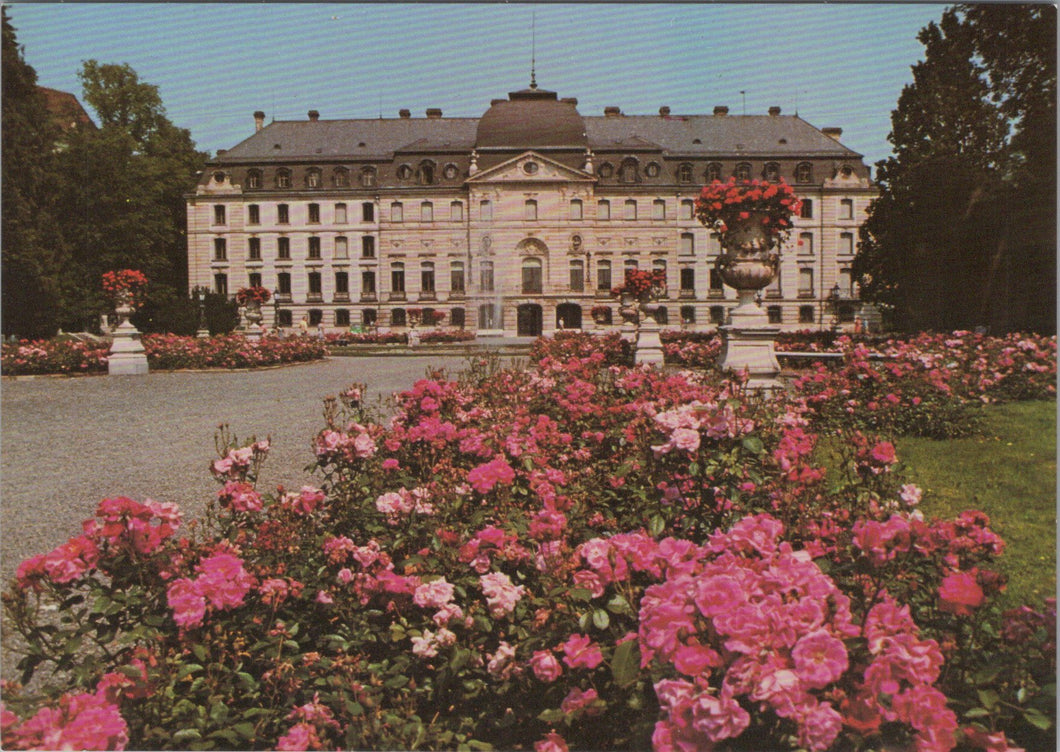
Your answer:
[2,349,1054,750]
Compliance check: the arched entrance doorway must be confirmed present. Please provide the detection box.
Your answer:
[517,304,543,336]
[556,303,582,330]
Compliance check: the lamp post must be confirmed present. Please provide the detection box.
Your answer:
[828,283,842,332]
[195,288,209,339]
[273,288,281,333]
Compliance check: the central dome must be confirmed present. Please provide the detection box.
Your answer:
[475,86,587,149]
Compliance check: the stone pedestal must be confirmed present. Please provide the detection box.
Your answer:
[108,313,148,376]
[717,290,780,389]
[635,317,665,365]
[245,304,263,342]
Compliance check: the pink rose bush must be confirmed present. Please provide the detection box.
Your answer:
[2,338,1055,750]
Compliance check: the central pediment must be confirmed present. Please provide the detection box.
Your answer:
[466,151,595,184]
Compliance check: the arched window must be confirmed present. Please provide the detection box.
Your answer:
[245,169,262,189]
[450,261,465,295]
[596,259,612,291]
[479,260,494,292]
[421,262,436,295]
[624,199,637,221]
[569,259,584,292]
[333,167,350,188]
[679,199,694,220]
[391,202,403,223]
[275,169,291,189]
[734,163,752,181]
[396,164,412,180]
[652,199,666,221]
[570,199,583,221]
[420,202,433,222]
[799,232,814,255]
[795,162,813,184]
[619,158,639,184]
[361,167,376,187]
[598,162,614,179]
[417,161,435,186]
[706,163,723,182]
[391,308,407,327]
[678,163,694,183]
[597,200,610,220]
[522,258,543,294]
[450,201,463,222]
[763,162,780,182]
[306,168,322,188]
[800,199,813,219]
[390,262,406,298]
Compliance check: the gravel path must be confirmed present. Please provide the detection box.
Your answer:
[0,355,475,584]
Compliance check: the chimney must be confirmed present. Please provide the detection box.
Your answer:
[560,97,578,106]
[399,108,411,118]
[768,106,781,116]
[308,110,320,121]
[659,106,671,117]
[426,108,442,118]
[822,127,843,141]
[254,111,265,131]
[713,106,729,116]
[604,106,621,117]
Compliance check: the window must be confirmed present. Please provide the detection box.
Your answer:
[569,259,584,292]
[598,162,614,179]
[522,258,543,294]
[799,232,814,255]
[361,270,376,294]
[839,269,854,297]
[362,309,377,327]
[840,232,855,255]
[443,163,459,180]
[706,163,723,182]
[680,232,695,256]
[421,262,436,294]
[334,236,348,259]
[420,202,433,222]
[362,202,374,222]
[308,203,320,223]
[390,263,405,294]
[249,272,262,288]
[708,232,722,255]
[277,310,293,327]
[248,237,261,260]
[213,205,226,225]
[278,237,291,259]
[248,204,260,225]
[570,199,583,221]
[767,306,783,324]
[335,309,350,327]
[679,200,694,220]
[360,167,376,187]
[653,259,667,292]
[480,200,492,221]
[709,268,724,294]
[277,204,289,224]
[416,161,435,185]
[277,272,291,295]
[276,170,291,189]
[734,163,751,181]
[597,259,612,291]
[799,267,815,297]
[246,170,262,189]
[619,158,639,183]
[451,307,465,328]
[334,203,347,224]
[480,260,494,292]
[214,238,227,261]
[795,162,813,184]
[391,202,403,222]
[333,168,350,188]
[840,199,854,220]
[214,273,228,295]
[678,163,693,183]
[309,309,323,327]
[763,162,780,182]
[335,271,349,295]
[624,199,637,221]
[479,303,499,329]
[597,200,610,220]
[308,272,322,298]
[624,258,639,276]
[652,200,666,221]
[306,169,321,189]
[361,236,375,258]
[799,305,815,324]
[397,164,412,180]
[450,201,463,222]
[450,262,465,294]
[680,267,695,293]
[308,237,321,259]
[710,306,725,325]
[525,199,538,221]
[681,306,696,325]
[800,199,813,219]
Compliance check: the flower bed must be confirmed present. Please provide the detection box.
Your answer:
[2,346,1054,751]
[326,329,476,347]
[1,334,328,375]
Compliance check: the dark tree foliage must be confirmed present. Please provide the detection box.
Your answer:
[1,8,68,338]
[855,6,1056,334]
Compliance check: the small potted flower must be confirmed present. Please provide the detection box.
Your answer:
[590,305,612,326]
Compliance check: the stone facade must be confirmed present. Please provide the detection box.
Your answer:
[188,85,875,335]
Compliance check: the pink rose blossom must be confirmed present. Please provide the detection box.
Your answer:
[530,650,563,682]
[938,571,985,616]
[166,577,206,628]
[534,731,569,752]
[791,630,848,689]
[561,634,604,670]
[480,572,525,618]
[413,578,455,609]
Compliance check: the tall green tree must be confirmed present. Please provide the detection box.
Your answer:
[53,61,207,331]
[1,7,68,338]
[855,6,1056,333]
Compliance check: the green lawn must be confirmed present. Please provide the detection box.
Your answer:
[895,401,1057,608]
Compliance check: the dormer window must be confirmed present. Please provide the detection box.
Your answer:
[619,158,639,184]
[706,163,722,182]
[213,171,226,183]
[397,164,412,181]
[645,162,661,178]
[306,168,322,189]
[245,170,262,189]
[333,167,350,188]
[734,163,752,181]
[763,162,780,182]
[523,161,539,175]
[678,163,693,183]
[275,169,292,189]
[795,162,813,184]
[417,161,436,186]
[598,162,614,179]
[443,163,459,181]
[361,167,376,187]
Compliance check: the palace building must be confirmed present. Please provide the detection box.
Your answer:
[187,81,875,336]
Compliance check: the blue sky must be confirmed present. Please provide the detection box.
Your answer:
[9,3,947,169]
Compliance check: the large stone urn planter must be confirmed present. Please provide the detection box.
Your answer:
[108,294,149,376]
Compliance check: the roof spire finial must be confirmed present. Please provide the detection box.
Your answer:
[530,12,537,90]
